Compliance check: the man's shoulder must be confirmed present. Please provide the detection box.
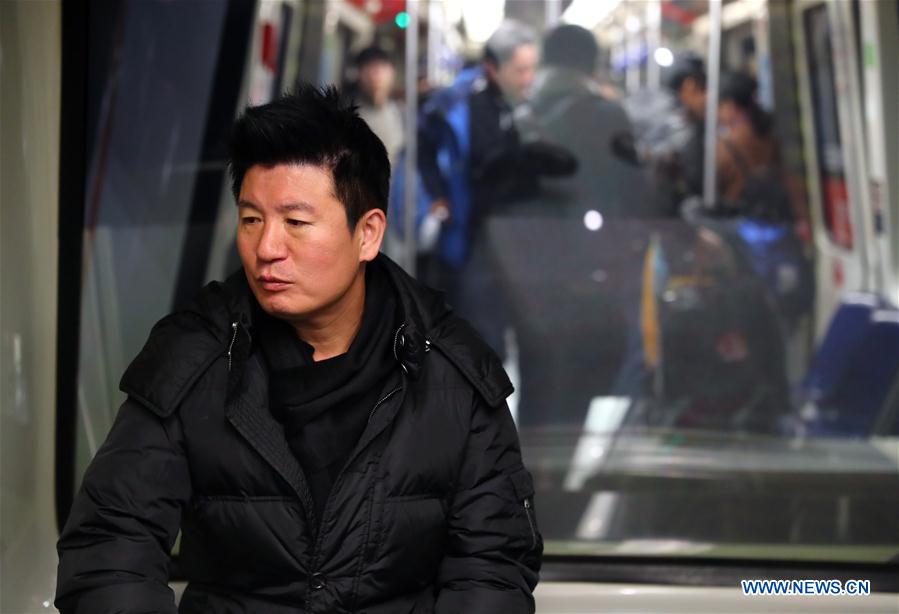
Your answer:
[425,314,513,409]
[467,85,505,117]
[423,71,480,118]
[378,255,514,409]
[119,275,246,418]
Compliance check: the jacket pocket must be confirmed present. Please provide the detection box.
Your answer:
[507,467,539,553]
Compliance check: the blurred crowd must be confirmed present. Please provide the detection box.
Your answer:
[344,22,812,435]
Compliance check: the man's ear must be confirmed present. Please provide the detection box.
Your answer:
[357,208,387,262]
[484,60,499,84]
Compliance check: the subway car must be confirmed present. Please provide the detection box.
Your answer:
[1,0,897,612]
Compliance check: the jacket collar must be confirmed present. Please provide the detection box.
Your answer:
[224,350,317,529]
[229,254,510,406]
[377,254,513,407]
[120,254,512,418]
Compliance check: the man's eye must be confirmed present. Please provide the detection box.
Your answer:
[286,219,309,227]
[241,217,260,226]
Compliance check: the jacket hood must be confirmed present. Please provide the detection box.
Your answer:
[120,254,512,417]
[379,255,513,407]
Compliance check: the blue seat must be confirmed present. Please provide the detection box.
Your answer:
[800,293,899,437]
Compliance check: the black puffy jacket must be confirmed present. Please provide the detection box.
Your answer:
[56,255,542,613]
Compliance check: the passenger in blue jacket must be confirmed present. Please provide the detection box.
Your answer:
[56,85,542,614]
[408,21,575,355]
[416,22,537,269]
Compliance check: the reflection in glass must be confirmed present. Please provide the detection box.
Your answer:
[68,0,899,569]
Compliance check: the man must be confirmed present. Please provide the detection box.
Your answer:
[505,25,653,429]
[664,53,707,204]
[414,21,572,355]
[353,45,405,262]
[56,85,542,614]
[354,46,404,168]
[518,24,648,219]
[417,20,539,256]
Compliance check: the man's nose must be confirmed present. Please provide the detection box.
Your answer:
[256,222,287,262]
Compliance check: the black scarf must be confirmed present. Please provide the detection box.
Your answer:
[255,263,400,523]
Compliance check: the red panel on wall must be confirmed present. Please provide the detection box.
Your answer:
[347,0,407,24]
[824,177,853,249]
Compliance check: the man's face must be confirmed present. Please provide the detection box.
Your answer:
[358,60,395,105]
[488,43,538,103]
[678,76,706,121]
[236,163,377,324]
[718,99,740,128]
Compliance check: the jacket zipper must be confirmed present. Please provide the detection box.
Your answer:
[227,322,238,371]
[307,379,405,595]
[368,385,402,424]
[392,325,404,360]
[523,498,537,551]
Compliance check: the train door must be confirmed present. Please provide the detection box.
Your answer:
[793,0,876,338]
[858,0,899,307]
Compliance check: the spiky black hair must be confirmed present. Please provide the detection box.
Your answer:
[228,84,390,228]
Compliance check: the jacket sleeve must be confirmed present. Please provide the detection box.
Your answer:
[55,398,190,614]
[417,110,451,202]
[434,396,543,614]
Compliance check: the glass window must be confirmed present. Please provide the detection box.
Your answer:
[406,0,898,566]
[61,0,899,580]
[70,0,259,493]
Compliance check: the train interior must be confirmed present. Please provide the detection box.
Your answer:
[2,0,898,611]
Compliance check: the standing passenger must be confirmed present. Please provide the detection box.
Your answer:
[354,46,404,169]
[415,20,540,355]
[354,46,405,260]
[55,85,542,614]
[520,24,649,218]
[664,54,707,206]
[509,25,649,429]
[715,71,789,220]
[716,71,813,328]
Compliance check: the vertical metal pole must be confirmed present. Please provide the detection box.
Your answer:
[754,3,774,111]
[404,0,419,275]
[702,0,722,209]
[646,0,662,90]
[427,0,441,86]
[545,0,562,28]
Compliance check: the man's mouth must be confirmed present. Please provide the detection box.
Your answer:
[257,275,291,291]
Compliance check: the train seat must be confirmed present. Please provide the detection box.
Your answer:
[799,293,899,436]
